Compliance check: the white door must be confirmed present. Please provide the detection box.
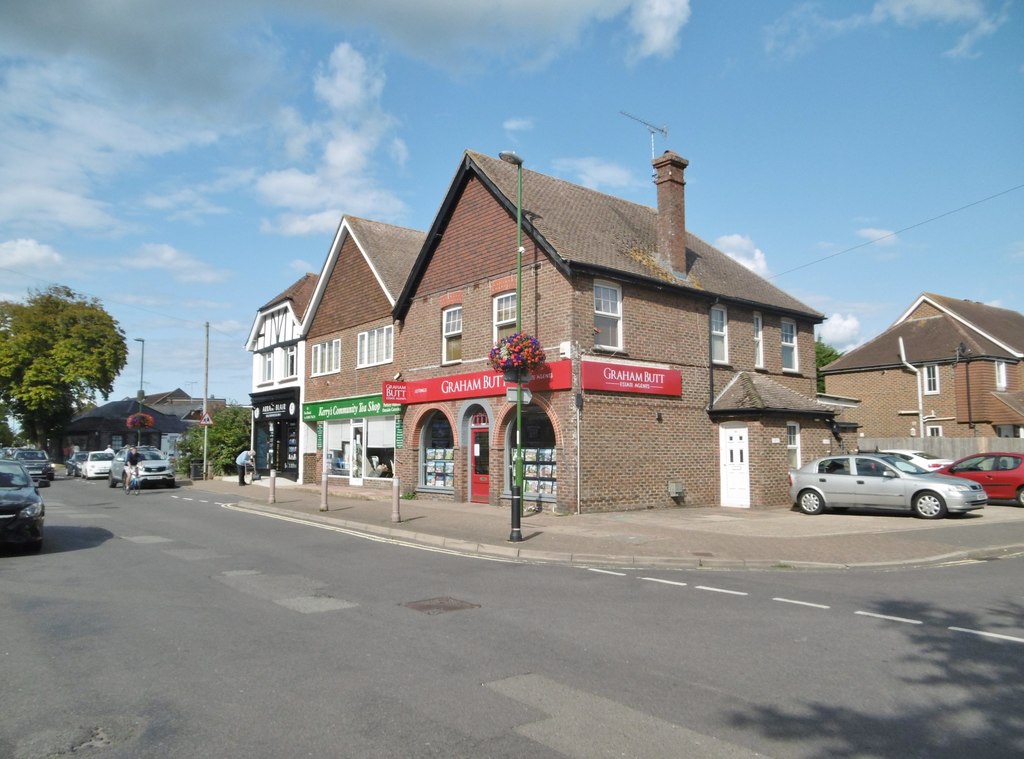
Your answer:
[720,423,750,508]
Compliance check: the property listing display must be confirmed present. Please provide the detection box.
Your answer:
[424,448,455,488]
[521,447,558,495]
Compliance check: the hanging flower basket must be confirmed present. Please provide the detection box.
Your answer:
[126,412,155,430]
[488,332,546,379]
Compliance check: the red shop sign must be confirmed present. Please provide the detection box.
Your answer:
[581,360,681,396]
[383,359,573,405]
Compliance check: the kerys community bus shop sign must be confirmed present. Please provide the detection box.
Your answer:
[302,393,400,422]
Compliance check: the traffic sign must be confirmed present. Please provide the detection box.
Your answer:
[199,412,214,426]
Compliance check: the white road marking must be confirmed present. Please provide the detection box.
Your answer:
[773,597,830,609]
[640,577,688,587]
[121,535,173,544]
[220,504,513,562]
[949,626,1024,644]
[587,568,627,576]
[855,611,922,625]
[696,585,747,596]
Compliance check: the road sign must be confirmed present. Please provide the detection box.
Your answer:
[199,412,213,426]
[506,387,532,404]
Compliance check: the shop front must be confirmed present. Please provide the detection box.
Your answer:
[302,393,401,486]
[251,388,300,480]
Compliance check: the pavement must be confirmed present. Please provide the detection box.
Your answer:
[184,476,1024,570]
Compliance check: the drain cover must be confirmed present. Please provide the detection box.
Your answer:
[403,596,480,615]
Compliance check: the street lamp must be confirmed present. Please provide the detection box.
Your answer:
[134,337,145,444]
[499,150,525,543]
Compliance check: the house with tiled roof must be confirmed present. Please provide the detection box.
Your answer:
[244,272,318,479]
[821,293,1024,439]
[298,216,424,484]
[379,149,836,511]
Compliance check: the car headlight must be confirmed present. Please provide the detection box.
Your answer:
[940,483,972,494]
[19,502,42,518]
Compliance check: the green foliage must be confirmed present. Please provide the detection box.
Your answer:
[0,286,127,448]
[176,405,252,475]
[815,339,843,393]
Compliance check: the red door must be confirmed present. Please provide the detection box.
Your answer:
[470,429,490,503]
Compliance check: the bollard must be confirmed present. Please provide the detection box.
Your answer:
[320,469,329,512]
[268,468,276,504]
[391,476,401,523]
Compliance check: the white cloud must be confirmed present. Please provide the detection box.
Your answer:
[714,234,770,277]
[121,243,230,284]
[628,0,692,61]
[819,312,862,349]
[504,118,534,132]
[0,238,63,268]
[552,157,640,191]
[856,227,899,245]
[765,0,1006,59]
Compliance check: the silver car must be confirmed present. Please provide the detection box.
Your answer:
[788,453,987,519]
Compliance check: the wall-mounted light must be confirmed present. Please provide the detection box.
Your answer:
[656,412,663,422]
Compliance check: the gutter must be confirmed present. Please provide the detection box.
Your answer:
[897,337,924,436]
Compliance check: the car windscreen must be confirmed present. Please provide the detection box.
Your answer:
[16,451,47,461]
[141,451,166,460]
[0,463,31,487]
[91,452,114,461]
[878,455,927,474]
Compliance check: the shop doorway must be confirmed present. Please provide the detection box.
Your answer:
[350,423,364,486]
[470,422,489,503]
[720,423,750,508]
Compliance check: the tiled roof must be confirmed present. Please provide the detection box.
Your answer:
[824,293,1024,372]
[713,372,827,414]
[347,216,425,301]
[993,391,1024,417]
[260,273,319,318]
[465,151,823,319]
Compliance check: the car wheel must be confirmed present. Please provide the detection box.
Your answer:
[797,490,826,515]
[1016,488,1024,507]
[108,474,119,488]
[912,492,947,519]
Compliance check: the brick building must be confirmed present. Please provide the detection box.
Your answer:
[822,293,1024,439]
[373,149,836,512]
[299,216,424,485]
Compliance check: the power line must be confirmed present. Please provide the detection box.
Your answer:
[769,182,1024,281]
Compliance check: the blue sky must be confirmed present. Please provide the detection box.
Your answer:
[1,0,1021,409]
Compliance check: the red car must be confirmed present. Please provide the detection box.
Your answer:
[936,452,1024,506]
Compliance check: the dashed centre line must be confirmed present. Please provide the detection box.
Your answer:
[854,611,923,625]
[640,577,688,587]
[696,585,748,596]
[773,597,830,609]
[949,626,1024,644]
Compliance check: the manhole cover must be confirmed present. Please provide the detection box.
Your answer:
[403,596,480,615]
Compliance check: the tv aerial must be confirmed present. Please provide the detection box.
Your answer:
[620,110,668,164]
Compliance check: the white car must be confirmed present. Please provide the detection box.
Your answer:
[80,450,115,479]
[879,449,953,471]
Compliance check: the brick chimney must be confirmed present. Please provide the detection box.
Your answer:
[652,150,689,279]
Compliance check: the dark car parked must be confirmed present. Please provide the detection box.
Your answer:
[65,451,89,477]
[11,449,54,486]
[936,452,1024,506]
[0,459,44,552]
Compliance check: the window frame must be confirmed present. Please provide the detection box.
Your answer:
[493,293,517,343]
[995,360,1007,391]
[752,312,764,369]
[260,350,274,383]
[924,364,939,395]
[781,319,798,373]
[311,338,341,377]
[357,325,393,368]
[593,281,623,351]
[710,305,728,364]
[285,345,297,379]
[786,422,801,469]
[442,305,463,365]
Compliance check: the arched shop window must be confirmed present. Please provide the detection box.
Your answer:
[421,412,455,488]
[507,408,557,497]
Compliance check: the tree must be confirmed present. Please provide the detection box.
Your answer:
[815,339,843,393]
[0,286,127,450]
[176,405,252,474]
